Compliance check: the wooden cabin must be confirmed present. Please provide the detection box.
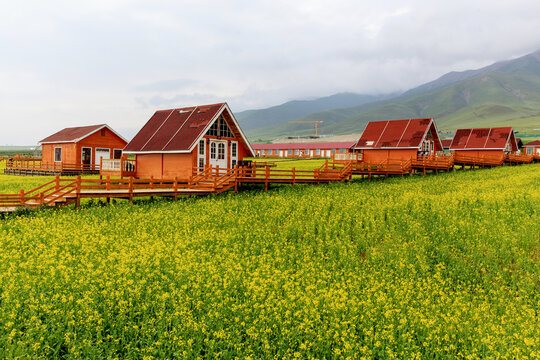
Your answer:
[353,118,443,163]
[38,124,127,171]
[252,142,354,158]
[449,127,518,165]
[123,103,254,180]
[523,140,540,156]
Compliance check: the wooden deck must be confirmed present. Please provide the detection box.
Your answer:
[4,159,101,176]
[1,157,538,213]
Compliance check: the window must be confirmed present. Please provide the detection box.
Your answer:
[210,142,216,159]
[199,158,205,169]
[267,150,273,155]
[218,143,225,160]
[113,149,122,159]
[288,149,293,155]
[526,148,532,155]
[231,142,237,157]
[316,149,321,155]
[54,147,62,162]
[262,150,266,155]
[294,149,299,155]
[232,160,237,167]
[340,148,346,153]
[206,115,234,138]
[199,140,205,155]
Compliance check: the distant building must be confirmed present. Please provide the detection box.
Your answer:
[252,142,355,158]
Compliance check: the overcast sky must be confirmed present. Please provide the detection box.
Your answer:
[1,0,540,145]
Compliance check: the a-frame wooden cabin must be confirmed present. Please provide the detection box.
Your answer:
[123,103,254,180]
[353,118,444,162]
[450,127,519,167]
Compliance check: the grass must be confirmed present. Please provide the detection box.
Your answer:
[0,163,539,358]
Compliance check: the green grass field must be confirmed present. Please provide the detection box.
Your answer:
[0,164,539,358]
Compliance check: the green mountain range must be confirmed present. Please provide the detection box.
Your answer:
[242,50,540,140]
[235,92,397,131]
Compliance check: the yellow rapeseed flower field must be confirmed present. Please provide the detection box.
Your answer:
[0,164,539,358]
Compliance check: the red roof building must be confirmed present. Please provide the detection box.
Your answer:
[38,124,128,168]
[124,103,254,179]
[353,118,443,163]
[449,127,518,162]
[251,142,354,158]
[523,140,540,156]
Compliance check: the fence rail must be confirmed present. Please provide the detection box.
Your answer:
[5,159,100,174]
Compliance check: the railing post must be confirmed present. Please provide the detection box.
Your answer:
[55,175,60,191]
[19,189,24,205]
[234,165,238,192]
[76,176,81,194]
[150,176,154,189]
[292,167,296,186]
[174,177,178,200]
[106,175,110,191]
[128,176,134,203]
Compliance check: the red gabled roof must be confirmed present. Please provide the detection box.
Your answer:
[523,140,540,147]
[39,124,117,144]
[441,139,452,148]
[449,127,517,151]
[124,102,254,156]
[251,142,355,150]
[354,118,443,150]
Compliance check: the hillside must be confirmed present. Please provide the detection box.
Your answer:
[246,50,540,140]
[235,92,396,131]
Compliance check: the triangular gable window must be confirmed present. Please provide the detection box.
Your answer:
[206,114,234,138]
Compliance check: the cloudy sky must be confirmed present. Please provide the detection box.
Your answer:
[1,0,540,145]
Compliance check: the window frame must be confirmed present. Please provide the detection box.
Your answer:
[54,147,62,162]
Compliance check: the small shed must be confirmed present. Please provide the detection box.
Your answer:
[39,124,128,169]
[353,118,443,162]
[449,127,518,158]
[123,103,254,180]
[523,140,540,156]
[252,142,355,158]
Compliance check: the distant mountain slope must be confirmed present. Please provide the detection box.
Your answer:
[247,50,540,140]
[235,92,397,131]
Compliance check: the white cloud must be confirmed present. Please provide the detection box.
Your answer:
[1,0,540,144]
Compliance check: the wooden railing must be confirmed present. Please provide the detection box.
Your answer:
[412,153,454,169]
[5,159,100,173]
[333,152,361,163]
[454,153,504,167]
[505,153,534,164]
[0,175,217,208]
[100,159,136,177]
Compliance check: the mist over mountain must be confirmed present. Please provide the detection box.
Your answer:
[244,50,540,140]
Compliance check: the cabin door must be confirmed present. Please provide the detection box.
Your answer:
[209,140,228,171]
[81,147,92,168]
[95,148,110,168]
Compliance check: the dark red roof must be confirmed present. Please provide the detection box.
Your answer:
[450,127,517,151]
[354,118,443,150]
[441,139,452,148]
[251,142,355,150]
[39,124,107,144]
[524,140,540,147]
[124,103,253,155]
